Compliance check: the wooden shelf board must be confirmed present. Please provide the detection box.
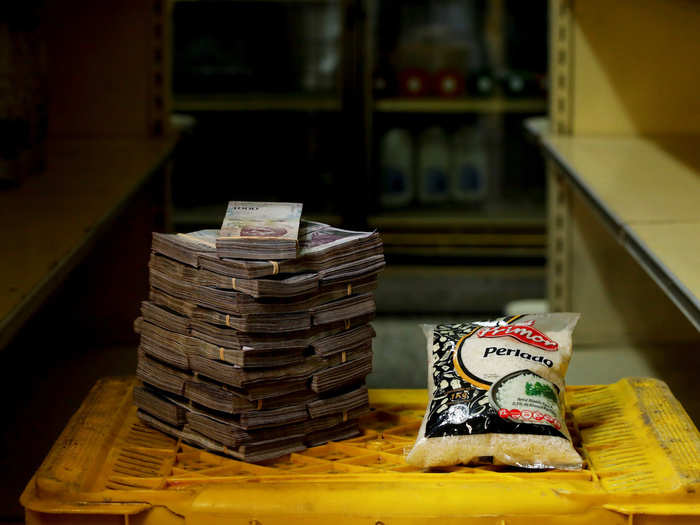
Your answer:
[374,97,547,114]
[624,223,700,330]
[0,136,178,350]
[173,93,341,112]
[538,130,700,331]
[630,223,700,302]
[544,134,700,224]
[524,116,549,139]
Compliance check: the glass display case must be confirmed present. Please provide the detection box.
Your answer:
[170,0,549,313]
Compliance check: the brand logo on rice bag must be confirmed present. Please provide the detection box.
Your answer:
[476,323,558,351]
[452,318,562,390]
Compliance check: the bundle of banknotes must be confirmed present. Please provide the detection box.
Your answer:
[133,202,384,462]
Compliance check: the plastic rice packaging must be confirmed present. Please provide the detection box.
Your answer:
[407,313,583,469]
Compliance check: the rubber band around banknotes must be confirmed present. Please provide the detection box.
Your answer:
[231,278,236,290]
[341,351,347,363]
[225,314,231,327]
[257,400,263,410]
[268,261,280,275]
[342,411,348,422]
[345,319,350,329]
[347,284,352,296]
[219,347,225,360]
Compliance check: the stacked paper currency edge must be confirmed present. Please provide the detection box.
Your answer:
[133,213,385,463]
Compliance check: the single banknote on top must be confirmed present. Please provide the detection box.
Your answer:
[216,201,303,260]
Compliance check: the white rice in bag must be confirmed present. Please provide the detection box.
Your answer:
[406,313,583,469]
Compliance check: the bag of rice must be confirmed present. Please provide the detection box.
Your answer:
[406,313,583,469]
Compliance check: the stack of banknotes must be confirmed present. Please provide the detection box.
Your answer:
[133,202,384,462]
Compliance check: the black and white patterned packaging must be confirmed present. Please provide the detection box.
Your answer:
[407,313,583,469]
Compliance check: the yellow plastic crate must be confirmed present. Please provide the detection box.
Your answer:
[21,377,700,524]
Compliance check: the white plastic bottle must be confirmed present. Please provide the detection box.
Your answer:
[417,127,450,204]
[450,124,488,203]
[379,128,414,208]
